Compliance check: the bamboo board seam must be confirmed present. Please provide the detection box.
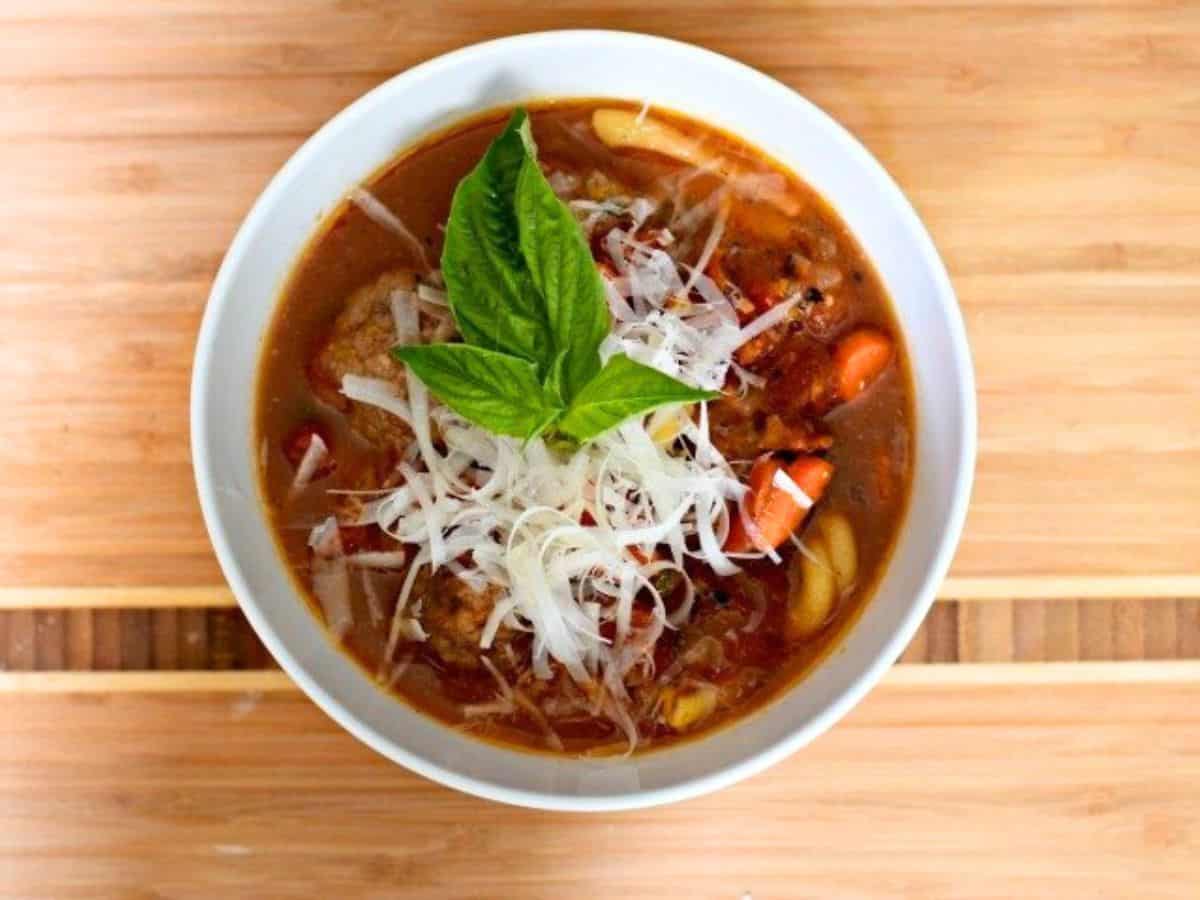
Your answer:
[4,575,1200,611]
[940,575,1200,601]
[0,661,1196,693]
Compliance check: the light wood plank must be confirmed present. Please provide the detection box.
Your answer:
[0,586,237,610]
[887,660,1200,687]
[0,677,1196,898]
[0,2,1197,592]
[3,0,1177,81]
[942,576,1200,601]
[0,670,295,693]
[1,5,1194,110]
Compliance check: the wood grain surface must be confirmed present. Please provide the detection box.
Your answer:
[1,1,1199,894]
[1,0,1198,591]
[1,681,1196,899]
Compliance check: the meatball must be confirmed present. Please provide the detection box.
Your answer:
[309,270,417,452]
[419,571,506,670]
[710,388,834,461]
[765,335,838,417]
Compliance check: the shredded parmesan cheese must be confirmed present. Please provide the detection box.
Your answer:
[345,550,409,569]
[772,468,814,510]
[288,432,328,499]
[736,293,802,346]
[330,186,804,751]
[308,517,352,637]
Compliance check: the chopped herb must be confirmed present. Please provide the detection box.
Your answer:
[652,569,682,598]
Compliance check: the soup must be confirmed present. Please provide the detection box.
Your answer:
[256,101,913,755]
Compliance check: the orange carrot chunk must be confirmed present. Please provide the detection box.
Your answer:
[833,328,894,402]
[725,455,835,554]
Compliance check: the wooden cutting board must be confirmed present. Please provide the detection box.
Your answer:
[0,1,1197,896]
[2,676,1198,899]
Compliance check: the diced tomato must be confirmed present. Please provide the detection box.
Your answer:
[627,546,656,565]
[282,421,336,479]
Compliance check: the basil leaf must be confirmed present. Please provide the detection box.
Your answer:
[556,354,719,442]
[515,154,610,400]
[544,349,571,409]
[441,110,552,371]
[393,344,562,440]
[420,107,718,447]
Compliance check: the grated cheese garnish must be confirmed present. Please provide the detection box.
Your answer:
[329,185,803,750]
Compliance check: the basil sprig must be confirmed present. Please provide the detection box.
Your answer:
[393,108,717,444]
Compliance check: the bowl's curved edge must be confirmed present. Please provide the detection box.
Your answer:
[190,29,978,812]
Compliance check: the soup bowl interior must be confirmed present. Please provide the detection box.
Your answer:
[192,30,975,811]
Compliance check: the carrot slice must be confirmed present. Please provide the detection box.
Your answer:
[833,328,894,402]
[725,455,834,554]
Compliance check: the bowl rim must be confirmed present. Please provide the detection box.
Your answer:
[191,29,977,811]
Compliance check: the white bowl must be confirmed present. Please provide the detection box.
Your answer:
[191,30,975,811]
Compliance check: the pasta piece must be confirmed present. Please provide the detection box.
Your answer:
[661,683,719,731]
[819,513,858,592]
[786,537,837,639]
[592,109,801,216]
[592,109,710,167]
